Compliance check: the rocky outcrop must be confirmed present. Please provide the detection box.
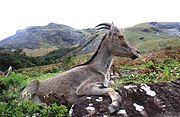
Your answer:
[149,22,180,36]
[71,78,180,117]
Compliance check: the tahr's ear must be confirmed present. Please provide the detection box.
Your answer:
[108,22,115,39]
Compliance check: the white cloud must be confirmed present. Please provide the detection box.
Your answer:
[0,0,180,40]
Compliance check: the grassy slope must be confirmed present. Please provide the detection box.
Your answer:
[124,25,180,53]
[24,46,59,57]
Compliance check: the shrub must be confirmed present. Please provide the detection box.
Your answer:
[0,101,68,117]
[0,73,69,117]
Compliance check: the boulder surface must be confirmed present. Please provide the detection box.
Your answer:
[71,78,180,117]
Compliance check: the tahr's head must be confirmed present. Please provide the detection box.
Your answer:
[95,22,140,59]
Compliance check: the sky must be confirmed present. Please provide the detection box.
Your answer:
[0,0,180,40]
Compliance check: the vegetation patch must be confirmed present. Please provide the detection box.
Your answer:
[0,49,179,116]
[0,73,68,117]
[24,46,58,57]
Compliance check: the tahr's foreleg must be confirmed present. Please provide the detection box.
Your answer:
[76,81,121,113]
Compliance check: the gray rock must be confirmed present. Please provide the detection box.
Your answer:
[71,78,180,117]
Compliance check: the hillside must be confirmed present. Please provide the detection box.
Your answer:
[0,22,180,56]
[124,22,180,53]
[0,23,93,56]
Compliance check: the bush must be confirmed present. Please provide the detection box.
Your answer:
[0,101,68,117]
[115,59,180,84]
[0,73,69,117]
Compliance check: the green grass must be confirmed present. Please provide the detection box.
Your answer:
[137,37,180,53]
[115,59,180,84]
[124,28,167,44]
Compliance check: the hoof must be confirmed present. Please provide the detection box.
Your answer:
[108,101,120,114]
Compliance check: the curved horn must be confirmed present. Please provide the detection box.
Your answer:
[95,23,111,28]
[95,23,111,30]
[95,26,110,30]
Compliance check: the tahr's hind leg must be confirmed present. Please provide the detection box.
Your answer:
[19,80,40,102]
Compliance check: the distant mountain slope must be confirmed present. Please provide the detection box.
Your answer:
[0,22,180,56]
[124,22,180,52]
[133,22,180,36]
[0,23,90,49]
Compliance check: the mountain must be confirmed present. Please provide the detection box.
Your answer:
[0,23,94,56]
[0,23,92,49]
[0,22,180,56]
